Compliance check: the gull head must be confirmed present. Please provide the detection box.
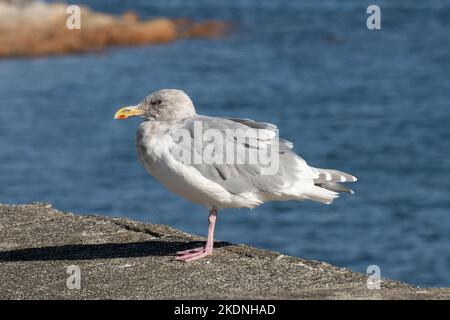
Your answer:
[114,89,196,121]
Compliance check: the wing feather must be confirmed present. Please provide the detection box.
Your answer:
[167,116,315,195]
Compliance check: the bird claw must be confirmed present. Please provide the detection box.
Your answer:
[175,247,212,262]
[176,247,204,255]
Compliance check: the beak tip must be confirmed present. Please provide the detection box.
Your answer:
[114,106,142,120]
[114,110,127,120]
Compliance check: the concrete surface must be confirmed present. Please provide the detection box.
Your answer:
[0,203,448,299]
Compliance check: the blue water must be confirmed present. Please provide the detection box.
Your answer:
[1,0,450,287]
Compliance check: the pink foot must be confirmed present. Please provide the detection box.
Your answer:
[175,247,212,262]
[176,247,204,255]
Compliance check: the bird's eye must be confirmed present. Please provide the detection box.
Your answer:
[157,99,162,105]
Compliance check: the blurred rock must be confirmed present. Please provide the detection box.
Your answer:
[0,0,228,58]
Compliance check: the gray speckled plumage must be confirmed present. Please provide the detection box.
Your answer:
[128,89,357,208]
[166,115,310,196]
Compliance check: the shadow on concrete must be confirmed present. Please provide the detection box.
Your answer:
[0,241,232,261]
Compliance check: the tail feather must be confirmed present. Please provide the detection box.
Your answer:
[315,182,354,194]
[311,167,357,198]
[312,167,357,183]
[304,186,340,204]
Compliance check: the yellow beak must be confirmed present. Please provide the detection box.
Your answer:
[114,106,145,120]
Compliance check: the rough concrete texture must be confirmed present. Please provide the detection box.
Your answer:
[0,203,448,299]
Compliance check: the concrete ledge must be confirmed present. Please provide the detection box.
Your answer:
[0,203,448,299]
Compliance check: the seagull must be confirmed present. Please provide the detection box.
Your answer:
[114,89,357,262]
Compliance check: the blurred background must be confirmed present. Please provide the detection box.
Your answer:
[1,0,449,287]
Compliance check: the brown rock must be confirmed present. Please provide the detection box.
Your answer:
[0,1,228,58]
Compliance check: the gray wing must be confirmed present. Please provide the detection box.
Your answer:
[167,116,315,195]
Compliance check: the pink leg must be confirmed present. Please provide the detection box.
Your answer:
[176,207,217,262]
